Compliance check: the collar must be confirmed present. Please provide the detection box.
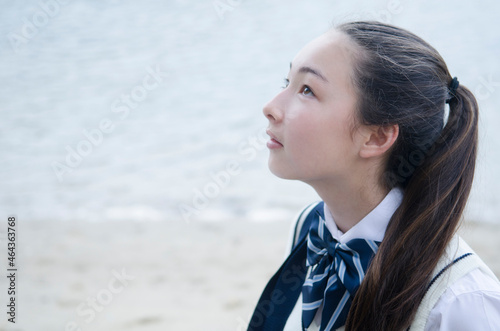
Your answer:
[323,187,404,244]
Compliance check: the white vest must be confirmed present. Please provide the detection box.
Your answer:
[332,237,498,331]
[285,234,498,331]
[408,235,498,331]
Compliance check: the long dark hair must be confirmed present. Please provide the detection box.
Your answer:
[337,21,479,330]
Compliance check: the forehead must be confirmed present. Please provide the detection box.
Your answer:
[290,30,358,84]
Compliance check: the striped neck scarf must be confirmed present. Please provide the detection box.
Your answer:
[302,211,381,330]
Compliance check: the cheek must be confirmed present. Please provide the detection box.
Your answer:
[288,113,355,165]
[286,115,319,150]
[284,116,331,172]
[283,105,303,123]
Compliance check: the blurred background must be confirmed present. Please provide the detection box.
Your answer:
[2,0,500,224]
[0,0,499,330]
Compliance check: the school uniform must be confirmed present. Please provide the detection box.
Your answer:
[248,187,500,330]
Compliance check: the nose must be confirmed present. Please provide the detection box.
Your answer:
[262,91,284,123]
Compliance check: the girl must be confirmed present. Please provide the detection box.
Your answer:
[248,21,500,330]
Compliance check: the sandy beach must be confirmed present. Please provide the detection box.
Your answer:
[0,218,498,331]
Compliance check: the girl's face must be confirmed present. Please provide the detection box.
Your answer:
[263,30,364,184]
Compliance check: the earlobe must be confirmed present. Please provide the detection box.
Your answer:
[359,124,399,158]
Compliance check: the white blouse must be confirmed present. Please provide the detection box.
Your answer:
[283,187,500,330]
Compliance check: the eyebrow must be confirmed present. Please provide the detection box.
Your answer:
[290,62,328,83]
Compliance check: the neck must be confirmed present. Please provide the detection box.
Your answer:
[307,176,390,233]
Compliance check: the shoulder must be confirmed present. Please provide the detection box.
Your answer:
[411,236,500,331]
[426,268,500,330]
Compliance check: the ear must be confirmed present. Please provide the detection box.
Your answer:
[359,124,399,159]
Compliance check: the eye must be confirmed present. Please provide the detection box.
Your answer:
[300,85,315,97]
[282,78,290,89]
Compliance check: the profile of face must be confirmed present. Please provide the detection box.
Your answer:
[263,30,369,186]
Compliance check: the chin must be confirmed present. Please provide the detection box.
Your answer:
[268,159,299,180]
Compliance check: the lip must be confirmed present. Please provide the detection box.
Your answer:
[266,129,283,149]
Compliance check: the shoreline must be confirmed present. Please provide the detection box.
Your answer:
[1,218,498,331]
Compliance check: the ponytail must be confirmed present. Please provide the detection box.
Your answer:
[337,22,480,330]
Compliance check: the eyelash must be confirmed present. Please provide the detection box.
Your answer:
[282,77,315,97]
[282,78,290,89]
